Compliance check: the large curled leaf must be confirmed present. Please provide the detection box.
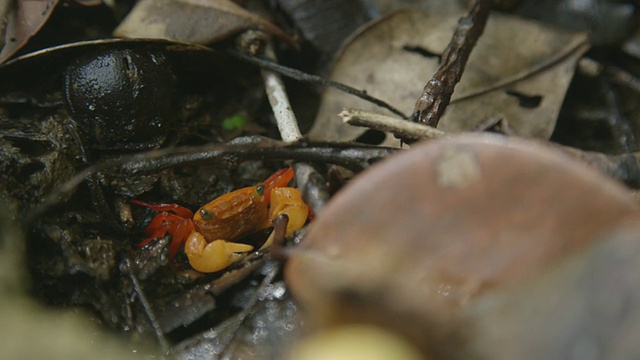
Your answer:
[0,0,59,65]
[309,11,589,145]
[113,0,293,45]
[287,133,639,358]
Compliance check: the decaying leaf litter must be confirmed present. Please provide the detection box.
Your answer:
[2,0,640,359]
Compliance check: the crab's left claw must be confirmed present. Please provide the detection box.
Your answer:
[184,232,254,273]
[260,187,309,250]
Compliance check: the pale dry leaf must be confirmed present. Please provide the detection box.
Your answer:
[0,0,59,65]
[309,11,589,145]
[113,0,293,45]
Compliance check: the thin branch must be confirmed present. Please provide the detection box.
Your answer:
[117,142,394,174]
[230,50,408,119]
[341,109,445,141]
[122,258,170,354]
[410,0,491,127]
[26,140,396,223]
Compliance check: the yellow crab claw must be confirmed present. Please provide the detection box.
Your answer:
[185,232,254,273]
[260,187,309,250]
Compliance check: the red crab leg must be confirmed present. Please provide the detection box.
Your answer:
[131,199,194,219]
[138,222,171,248]
[168,219,195,259]
[137,213,195,259]
[263,168,295,203]
[133,199,196,259]
[144,212,170,237]
[141,212,187,238]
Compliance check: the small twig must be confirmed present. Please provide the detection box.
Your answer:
[122,258,170,354]
[341,109,445,141]
[230,50,408,119]
[410,0,491,127]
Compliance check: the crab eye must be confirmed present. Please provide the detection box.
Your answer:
[255,183,265,196]
[200,209,213,220]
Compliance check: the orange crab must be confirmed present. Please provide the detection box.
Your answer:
[132,168,309,272]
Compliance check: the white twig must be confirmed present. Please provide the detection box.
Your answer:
[259,41,327,213]
[340,109,445,141]
[261,43,302,142]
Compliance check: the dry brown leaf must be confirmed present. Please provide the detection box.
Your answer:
[113,0,293,45]
[0,0,59,65]
[309,11,589,145]
[287,133,639,358]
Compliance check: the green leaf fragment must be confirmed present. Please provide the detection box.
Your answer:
[222,114,248,131]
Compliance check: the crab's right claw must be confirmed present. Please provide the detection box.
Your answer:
[184,232,254,273]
